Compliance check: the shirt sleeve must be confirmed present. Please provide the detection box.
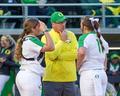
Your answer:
[29,37,45,53]
[78,34,88,48]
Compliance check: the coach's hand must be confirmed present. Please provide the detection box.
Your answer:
[59,30,68,42]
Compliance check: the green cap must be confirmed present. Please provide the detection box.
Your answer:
[50,11,67,23]
[111,54,120,59]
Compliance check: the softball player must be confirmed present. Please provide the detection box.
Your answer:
[77,16,109,96]
[15,18,54,96]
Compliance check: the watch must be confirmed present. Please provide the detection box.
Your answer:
[43,29,49,33]
[65,39,71,43]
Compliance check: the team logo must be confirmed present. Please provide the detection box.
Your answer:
[5,49,11,55]
[58,13,64,17]
[95,74,99,79]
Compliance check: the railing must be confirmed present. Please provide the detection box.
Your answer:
[0,28,119,35]
[0,3,120,34]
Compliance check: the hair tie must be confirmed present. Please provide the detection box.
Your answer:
[89,18,99,32]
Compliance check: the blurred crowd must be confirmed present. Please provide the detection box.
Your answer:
[106,52,120,95]
[0,0,120,28]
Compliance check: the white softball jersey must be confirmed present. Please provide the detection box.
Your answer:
[78,32,109,96]
[20,35,45,76]
[78,32,109,73]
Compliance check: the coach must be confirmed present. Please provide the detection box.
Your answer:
[41,11,78,96]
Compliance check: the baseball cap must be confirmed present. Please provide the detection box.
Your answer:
[111,54,120,59]
[50,11,67,23]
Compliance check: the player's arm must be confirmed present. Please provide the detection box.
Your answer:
[104,55,108,71]
[41,34,65,60]
[39,21,54,52]
[77,34,88,71]
[41,31,54,52]
[77,47,86,71]
[41,30,69,60]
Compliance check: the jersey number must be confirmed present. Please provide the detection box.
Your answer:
[96,39,102,53]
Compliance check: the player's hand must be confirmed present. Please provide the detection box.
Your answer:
[59,30,67,42]
[39,21,48,32]
[0,58,6,63]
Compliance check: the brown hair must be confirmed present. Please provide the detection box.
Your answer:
[14,18,39,60]
[1,35,16,50]
[81,16,94,31]
[82,16,105,52]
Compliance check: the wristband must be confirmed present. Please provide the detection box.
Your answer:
[43,30,49,33]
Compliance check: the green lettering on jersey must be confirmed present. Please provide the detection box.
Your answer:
[96,39,102,53]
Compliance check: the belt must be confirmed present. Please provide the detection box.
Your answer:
[22,56,40,61]
[94,69,103,70]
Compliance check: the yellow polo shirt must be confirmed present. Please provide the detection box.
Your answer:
[41,29,77,82]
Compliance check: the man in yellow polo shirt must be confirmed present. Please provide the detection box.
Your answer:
[41,11,77,96]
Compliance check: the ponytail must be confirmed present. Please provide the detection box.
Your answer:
[82,16,105,52]
[14,31,26,61]
[14,18,40,60]
[93,21,105,52]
